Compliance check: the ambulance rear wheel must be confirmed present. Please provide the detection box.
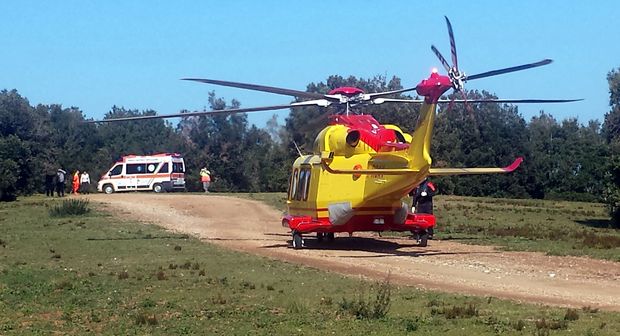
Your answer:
[153,183,163,193]
[103,184,114,194]
[292,231,303,249]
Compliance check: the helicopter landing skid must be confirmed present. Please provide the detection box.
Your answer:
[283,213,436,249]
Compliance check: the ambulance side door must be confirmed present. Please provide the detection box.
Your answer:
[137,162,160,189]
[109,164,128,190]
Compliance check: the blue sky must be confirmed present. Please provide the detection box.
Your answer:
[2,1,618,128]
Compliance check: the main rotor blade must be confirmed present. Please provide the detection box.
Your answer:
[88,104,300,123]
[370,98,425,104]
[182,78,327,100]
[445,16,458,70]
[370,98,582,104]
[465,59,553,81]
[365,86,420,99]
[437,98,583,104]
[431,45,451,73]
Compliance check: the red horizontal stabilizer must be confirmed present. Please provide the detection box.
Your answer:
[503,157,523,172]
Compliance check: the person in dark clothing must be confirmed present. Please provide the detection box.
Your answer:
[56,168,67,197]
[45,172,56,197]
[410,178,437,237]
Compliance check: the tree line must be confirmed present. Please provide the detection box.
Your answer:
[1,70,619,225]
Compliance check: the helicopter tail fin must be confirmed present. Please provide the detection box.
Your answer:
[407,102,436,169]
[428,157,523,176]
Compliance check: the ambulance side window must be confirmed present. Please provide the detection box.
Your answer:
[146,162,158,173]
[109,165,122,176]
[158,162,169,173]
[126,164,146,174]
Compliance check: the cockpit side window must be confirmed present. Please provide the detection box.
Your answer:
[290,169,299,201]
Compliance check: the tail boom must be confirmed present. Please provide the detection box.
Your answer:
[428,157,523,176]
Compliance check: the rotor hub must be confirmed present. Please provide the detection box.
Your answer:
[416,72,453,103]
[448,67,466,91]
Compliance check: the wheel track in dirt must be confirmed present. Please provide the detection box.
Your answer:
[89,193,620,311]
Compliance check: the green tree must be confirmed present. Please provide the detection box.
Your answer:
[178,92,287,192]
[432,90,529,197]
[0,90,41,199]
[603,68,620,226]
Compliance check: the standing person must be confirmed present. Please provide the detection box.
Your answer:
[200,167,211,193]
[80,171,91,194]
[72,170,80,195]
[410,177,437,237]
[45,171,55,197]
[56,168,67,197]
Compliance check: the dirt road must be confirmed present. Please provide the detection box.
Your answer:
[89,193,620,311]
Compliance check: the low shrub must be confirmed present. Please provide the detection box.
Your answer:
[49,199,91,217]
[338,278,392,319]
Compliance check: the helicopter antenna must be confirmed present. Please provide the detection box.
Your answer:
[292,141,304,157]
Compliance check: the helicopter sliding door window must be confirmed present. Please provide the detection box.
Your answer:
[294,168,311,201]
[296,170,306,201]
[301,168,311,201]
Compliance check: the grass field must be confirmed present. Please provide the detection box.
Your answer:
[0,195,619,335]
[433,196,619,261]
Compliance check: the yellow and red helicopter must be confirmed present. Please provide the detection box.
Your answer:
[96,17,579,248]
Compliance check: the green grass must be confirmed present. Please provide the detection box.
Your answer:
[433,196,620,261]
[0,196,619,335]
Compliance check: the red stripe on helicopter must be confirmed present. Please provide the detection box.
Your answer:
[329,115,406,152]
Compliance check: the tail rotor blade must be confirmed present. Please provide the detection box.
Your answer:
[465,59,553,81]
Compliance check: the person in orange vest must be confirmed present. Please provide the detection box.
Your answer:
[200,167,211,193]
[72,170,80,195]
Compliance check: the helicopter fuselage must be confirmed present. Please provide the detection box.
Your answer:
[283,88,442,236]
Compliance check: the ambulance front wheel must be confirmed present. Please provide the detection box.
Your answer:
[153,183,164,193]
[103,184,114,194]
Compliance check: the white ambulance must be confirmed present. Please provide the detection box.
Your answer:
[97,153,186,194]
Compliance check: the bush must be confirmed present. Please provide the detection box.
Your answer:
[338,278,392,319]
[49,199,91,217]
[431,303,479,319]
[564,308,580,321]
